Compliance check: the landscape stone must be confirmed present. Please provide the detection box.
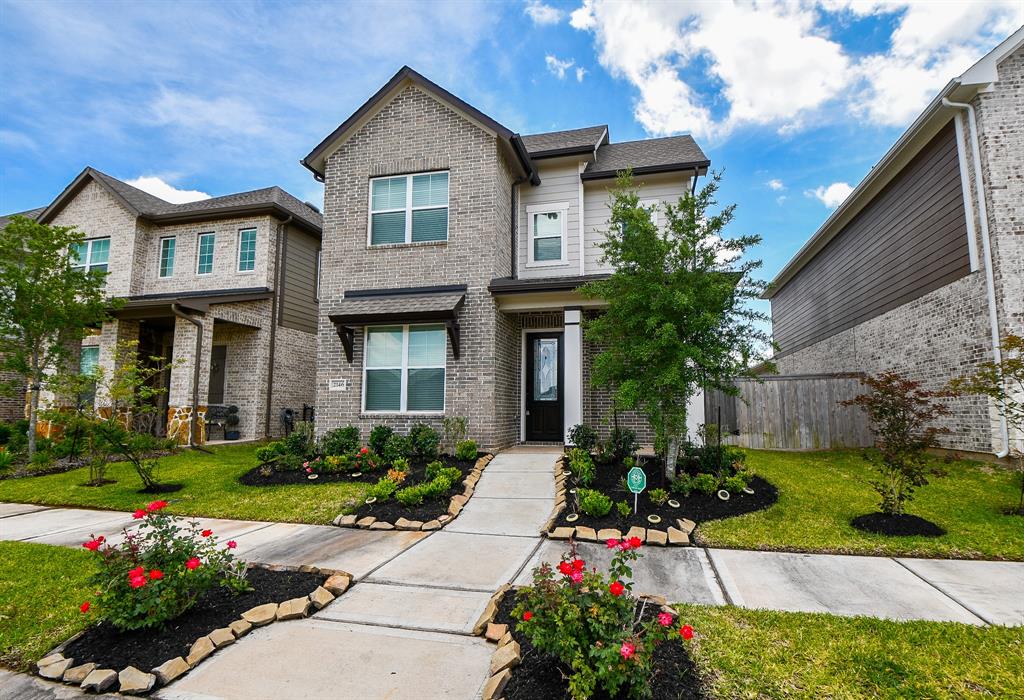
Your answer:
[646,529,668,546]
[209,627,236,648]
[438,514,452,523]
[323,573,352,595]
[421,519,442,530]
[626,526,647,542]
[38,658,73,680]
[498,631,513,648]
[369,521,395,530]
[451,494,469,507]
[485,622,508,642]
[63,662,96,684]
[597,528,622,542]
[677,518,697,535]
[482,668,512,700]
[356,516,377,529]
[641,594,668,606]
[152,657,189,685]
[489,640,521,675]
[277,596,312,620]
[118,666,156,695]
[447,501,464,517]
[309,585,335,609]
[574,526,597,541]
[550,527,575,540]
[336,514,358,527]
[80,669,117,693]
[242,603,279,626]
[186,636,216,667]
[394,517,422,530]
[37,653,63,667]
[667,527,690,546]
[473,600,498,635]
[229,619,253,638]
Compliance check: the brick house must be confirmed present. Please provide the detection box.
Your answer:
[302,67,710,450]
[1,168,322,443]
[765,29,1023,457]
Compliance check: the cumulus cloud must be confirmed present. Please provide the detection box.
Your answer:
[766,179,785,191]
[807,182,854,208]
[575,66,587,82]
[524,0,564,25]
[545,54,576,79]
[125,176,211,204]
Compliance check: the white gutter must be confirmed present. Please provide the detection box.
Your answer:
[942,97,1009,459]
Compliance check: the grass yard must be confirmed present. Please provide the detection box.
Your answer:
[0,541,96,671]
[679,603,1024,699]
[0,443,368,525]
[698,449,1024,560]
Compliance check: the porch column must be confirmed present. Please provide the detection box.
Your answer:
[564,307,583,444]
[96,319,140,409]
[167,313,213,445]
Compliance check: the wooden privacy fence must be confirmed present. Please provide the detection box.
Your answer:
[704,373,872,450]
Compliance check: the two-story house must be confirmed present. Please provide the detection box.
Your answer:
[302,67,709,450]
[3,167,322,443]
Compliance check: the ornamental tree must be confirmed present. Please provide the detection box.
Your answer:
[581,172,773,478]
[0,216,112,457]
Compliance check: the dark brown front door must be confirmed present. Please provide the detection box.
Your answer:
[525,332,563,442]
[208,345,227,405]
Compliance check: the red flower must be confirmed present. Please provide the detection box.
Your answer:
[628,536,642,549]
[201,529,213,537]
[147,500,168,512]
[128,566,144,578]
[572,559,585,572]
[149,569,163,580]
[129,575,147,589]
[606,538,619,549]
[680,625,694,640]
[227,540,237,549]
[620,641,635,660]
[557,561,573,576]
[522,611,533,621]
[618,540,631,551]
[570,570,583,584]
[132,509,147,519]
[305,467,313,473]
[657,612,673,627]
[82,539,102,551]
[609,580,625,596]
[185,557,201,570]
[79,601,90,613]
[360,447,368,455]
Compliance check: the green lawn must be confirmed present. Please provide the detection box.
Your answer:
[679,603,1024,699]
[0,541,96,671]
[698,449,1024,560]
[0,443,368,525]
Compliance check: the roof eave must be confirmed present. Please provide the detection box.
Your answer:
[147,204,322,236]
[580,160,711,182]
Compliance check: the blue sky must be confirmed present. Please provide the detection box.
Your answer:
[1,0,1020,300]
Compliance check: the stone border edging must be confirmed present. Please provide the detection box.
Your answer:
[331,453,494,532]
[472,584,518,700]
[35,566,354,695]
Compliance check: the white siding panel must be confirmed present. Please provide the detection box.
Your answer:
[517,161,584,279]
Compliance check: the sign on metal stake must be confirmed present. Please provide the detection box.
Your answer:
[627,466,646,514]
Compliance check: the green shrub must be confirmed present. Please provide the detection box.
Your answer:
[442,416,468,454]
[671,473,693,497]
[648,488,669,506]
[0,447,14,471]
[567,424,597,452]
[608,427,638,460]
[322,453,352,473]
[0,423,11,445]
[455,439,478,461]
[723,473,749,494]
[282,430,312,458]
[567,447,596,486]
[693,472,718,495]
[367,477,398,501]
[579,488,612,517]
[318,426,360,457]
[425,460,445,481]
[408,423,440,461]
[382,434,412,465]
[433,466,462,487]
[396,485,426,507]
[391,456,410,473]
[275,453,305,472]
[615,500,631,518]
[255,441,286,464]
[369,425,394,455]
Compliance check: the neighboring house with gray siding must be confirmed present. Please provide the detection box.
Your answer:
[303,66,709,450]
[766,29,1023,457]
[2,168,322,443]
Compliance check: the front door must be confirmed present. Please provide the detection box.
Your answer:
[208,345,227,405]
[525,332,563,442]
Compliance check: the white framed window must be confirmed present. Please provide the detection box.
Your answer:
[526,202,570,266]
[620,199,660,235]
[363,324,446,413]
[368,171,449,245]
[158,237,176,277]
[70,238,110,274]
[196,232,215,274]
[237,228,257,272]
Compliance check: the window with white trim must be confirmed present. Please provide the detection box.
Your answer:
[363,324,446,413]
[237,228,257,271]
[158,237,176,278]
[70,238,110,274]
[527,203,569,266]
[196,232,215,274]
[369,171,449,245]
[620,199,660,235]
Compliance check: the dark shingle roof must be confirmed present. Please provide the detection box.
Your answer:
[0,206,46,229]
[582,135,709,180]
[521,126,608,157]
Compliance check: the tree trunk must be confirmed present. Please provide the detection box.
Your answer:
[665,436,680,481]
[27,373,40,458]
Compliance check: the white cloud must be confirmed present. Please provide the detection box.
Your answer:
[807,182,854,208]
[124,176,211,204]
[575,66,587,82]
[545,54,576,79]
[524,0,564,25]
[0,129,38,151]
[766,179,785,191]
[149,89,268,136]
[776,195,788,205]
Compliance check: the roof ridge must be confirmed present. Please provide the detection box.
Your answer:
[602,134,697,146]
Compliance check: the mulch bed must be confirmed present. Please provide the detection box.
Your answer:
[851,512,946,537]
[494,588,708,700]
[238,466,367,486]
[557,459,777,532]
[352,454,482,523]
[60,567,324,685]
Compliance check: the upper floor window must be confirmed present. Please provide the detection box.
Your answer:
[369,171,449,245]
[527,203,569,266]
[620,199,660,235]
[238,229,257,272]
[196,232,215,274]
[71,237,110,274]
[159,237,176,278]
[363,324,446,413]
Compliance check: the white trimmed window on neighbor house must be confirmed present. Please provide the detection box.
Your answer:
[363,324,446,413]
[237,228,257,272]
[527,203,569,266]
[158,237,176,277]
[369,171,449,245]
[70,237,110,274]
[196,232,215,274]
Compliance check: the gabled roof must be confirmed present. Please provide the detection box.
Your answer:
[582,135,710,181]
[522,125,608,159]
[302,66,539,185]
[0,206,46,230]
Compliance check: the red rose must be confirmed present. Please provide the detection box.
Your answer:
[360,447,368,455]
[149,569,163,580]
[606,538,619,549]
[186,557,201,570]
[570,570,583,584]
[609,580,625,596]
[680,625,694,640]
[79,601,90,613]
[523,611,533,621]
[129,575,147,589]
[628,536,642,549]
[572,559,585,572]
[82,539,101,551]
[128,565,144,578]
[147,500,168,512]
[557,561,573,576]
[132,509,147,519]
[657,612,673,627]
[201,529,213,537]
[227,540,237,549]
[620,641,635,660]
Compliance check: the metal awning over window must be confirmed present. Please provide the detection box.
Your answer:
[328,287,465,362]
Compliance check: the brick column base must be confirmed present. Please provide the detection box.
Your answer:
[167,405,207,445]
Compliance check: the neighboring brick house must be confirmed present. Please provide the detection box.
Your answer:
[766,29,1023,457]
[302,66,709,450]
[1,168,322,443]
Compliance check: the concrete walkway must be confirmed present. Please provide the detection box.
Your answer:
[3,448,1023,699]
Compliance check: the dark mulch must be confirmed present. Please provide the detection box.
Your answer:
[60,568,323,689]
[494,588,708,700]
[352,454,482,523]
[238,466,366,486]
[139,483,184,494]
[557,459,777,532]
[851,512,946,537]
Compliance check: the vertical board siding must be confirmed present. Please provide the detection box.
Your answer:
[280,226,319,333]
[705,374,871,450]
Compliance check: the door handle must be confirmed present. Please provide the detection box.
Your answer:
[526,410,530,416]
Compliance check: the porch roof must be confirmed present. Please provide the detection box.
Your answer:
[111,287,273,320]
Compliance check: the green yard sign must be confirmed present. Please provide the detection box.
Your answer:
[627,466,646,514]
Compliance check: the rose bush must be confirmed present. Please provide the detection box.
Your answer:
[513,538,694,699]
[78,501,249,631]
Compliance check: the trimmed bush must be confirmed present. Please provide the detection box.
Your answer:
[367,477,399,501]
[382,434,413,465]
[409,423,440,461]
[567,423,597,452]
[693,472,718,495]
[319,425,360,457]
[368,425,394,456]
[579,488,613,517]
[455,439,478,461]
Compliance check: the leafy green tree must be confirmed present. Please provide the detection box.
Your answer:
[581,172,773,478]
[0,216,113,457]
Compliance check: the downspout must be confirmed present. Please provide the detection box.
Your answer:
[943,97,1010,458]
[511,177,526,278]
[171,303,203,449]
[264,215,292,437]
